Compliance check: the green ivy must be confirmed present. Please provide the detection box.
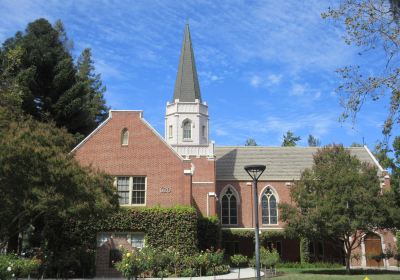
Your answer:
[222,229,254,239]
[299,237,310,264]
[197,215,220,250]
[69,206,199,257]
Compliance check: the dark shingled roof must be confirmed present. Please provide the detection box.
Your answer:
[173,24,202,102]
[215,146,383,181]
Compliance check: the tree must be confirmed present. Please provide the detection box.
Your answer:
[77,48,109,126]
[245,138,258,146]
[0,116,118,276]
[280,145,383,273]
[374,138,400,229]
[282,130,301,146]
[322,1,400,136]
[307,134,321,147]
[0,18,108,138]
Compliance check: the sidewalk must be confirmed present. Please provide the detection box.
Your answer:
[35,268,264,280]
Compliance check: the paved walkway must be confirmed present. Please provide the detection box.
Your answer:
[36,268,264,280]
[143,268,264,280]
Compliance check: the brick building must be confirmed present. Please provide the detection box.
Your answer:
[72,25,396,274]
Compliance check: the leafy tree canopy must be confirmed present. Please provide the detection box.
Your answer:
[0,115,118,272]
[307,134,321,147]
[0,18,108,139]
[280,145,383,273]
[282,130,301,146]
[245,138,258,146]
[322,0,400,136]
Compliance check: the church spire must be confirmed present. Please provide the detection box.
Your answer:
[173,24,202,102]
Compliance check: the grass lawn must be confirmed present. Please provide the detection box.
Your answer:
[251,268,400,280]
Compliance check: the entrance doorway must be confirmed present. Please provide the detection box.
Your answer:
[364,233,383,267]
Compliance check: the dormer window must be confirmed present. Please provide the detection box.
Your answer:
[183,120,191,140]
[121,128,129,146]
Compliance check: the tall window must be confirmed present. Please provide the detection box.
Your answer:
[131,177,146,205]
[261,187,278,225]
[221,186,238,225]
[121,128,129,146]
[116,176,146,206]
[117,177,130,205]
[168,125,173,138]
[183,120,191,139]
[202,125,206,137]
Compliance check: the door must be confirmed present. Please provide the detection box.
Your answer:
[364,233,383,267]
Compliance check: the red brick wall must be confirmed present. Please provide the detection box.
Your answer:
[74,111,191,207]
[216,180,292,228]
[190,156,216,216]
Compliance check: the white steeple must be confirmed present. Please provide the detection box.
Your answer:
[165,25,214,158]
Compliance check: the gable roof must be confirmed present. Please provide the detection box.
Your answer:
[172,24,202,102]
[215,146,384,181]
[71,110,184,160]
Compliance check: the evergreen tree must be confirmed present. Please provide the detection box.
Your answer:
[282,130,301,146]
[307,134,320,147]
[77,48,108,125]
[0,18,108,138]
[245,138,258,146]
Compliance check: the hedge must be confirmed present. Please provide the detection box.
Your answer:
[69,205,199,256]
[222,229,287,241]
[197,215,220,250]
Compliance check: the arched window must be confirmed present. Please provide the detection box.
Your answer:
[121,128,129,146]
[261,187,278,225]
[221,186,238,225]
[183,120,191,140]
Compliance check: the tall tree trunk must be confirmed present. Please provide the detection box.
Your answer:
[345,249,352,274]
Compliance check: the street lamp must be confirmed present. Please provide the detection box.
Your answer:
[244,164,266,280]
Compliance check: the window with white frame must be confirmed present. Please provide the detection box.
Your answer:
[116,176,146,206]
[183,120,191,139]
[261,187,278,225]
[221,186,238,225]
[97,232,145,248]
[121,128,129,146]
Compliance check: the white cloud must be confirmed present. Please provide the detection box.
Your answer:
[250,75,262,87]
[291,83,306,96]
[267,74,282,85]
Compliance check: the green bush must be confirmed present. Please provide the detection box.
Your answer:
[198,215,220,250]
[71,206,198,258]
[0,255,40,280]
[115,246,228,278]
[230,254,248,268]
[276,262,342,269]
[260,247,280,269]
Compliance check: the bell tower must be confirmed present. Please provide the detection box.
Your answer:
[165,25,214,158]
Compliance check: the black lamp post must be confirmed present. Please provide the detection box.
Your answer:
[244,164,266,280]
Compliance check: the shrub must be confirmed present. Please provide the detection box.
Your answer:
[276,262,343,269]
[230,254,248,268]
[0,255,40,280]
[230,254,248,279]
[114,249,146,280]
[198,216,220,250]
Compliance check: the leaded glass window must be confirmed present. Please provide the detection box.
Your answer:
[261,187,278,225]
[221,187,238,225]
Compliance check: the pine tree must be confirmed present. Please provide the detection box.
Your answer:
[307,134,320,147]
[282,131,301,146]
[0,18,108,138]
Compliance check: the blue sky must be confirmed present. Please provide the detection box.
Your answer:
[0,0,394,147]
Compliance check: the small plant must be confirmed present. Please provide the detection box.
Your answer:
[115,248,146,280]
[260,247,280,277]
[0,255,40,280]
[230,254,248,279]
